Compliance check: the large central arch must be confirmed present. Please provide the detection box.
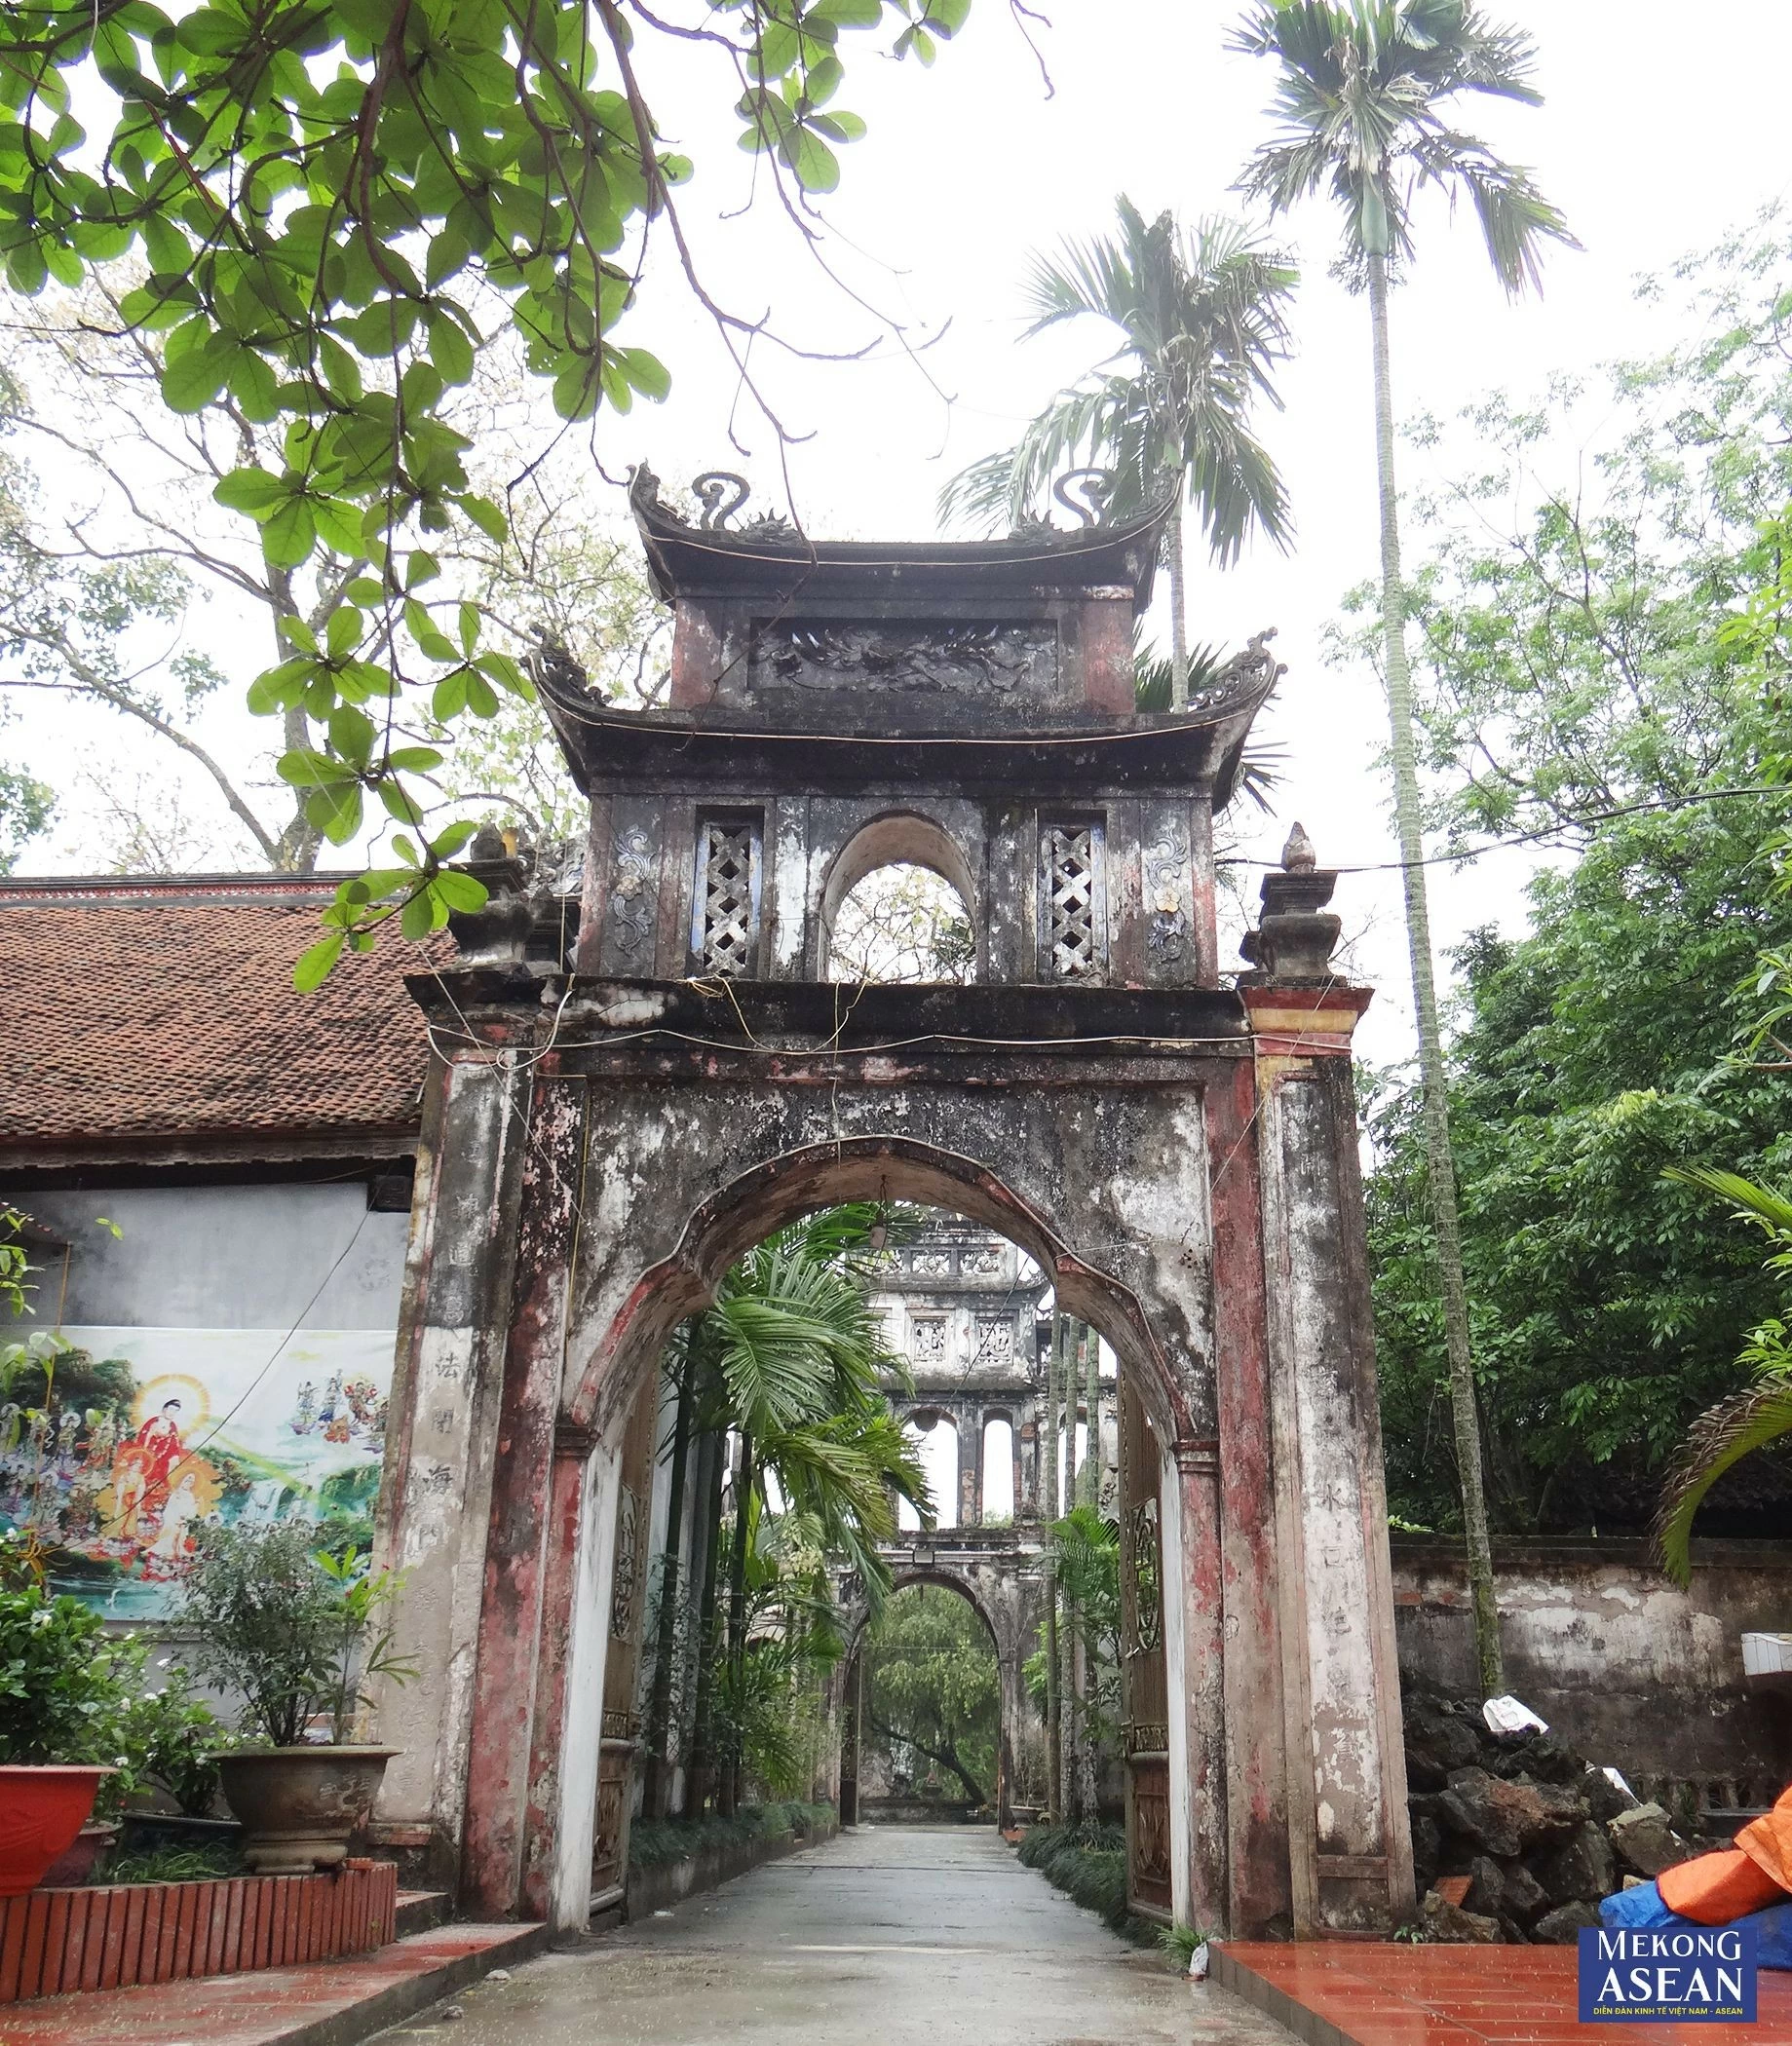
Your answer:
[543,1133,1201,1936]
[563,1135,1191,1449]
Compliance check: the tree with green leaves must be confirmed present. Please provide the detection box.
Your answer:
[863,1583,998,1807]
[0,278,667,870]
[1359,226,1792,1540]
[1234,0,1577,1696]
[0,0,973,974]
[942,197,1295,710]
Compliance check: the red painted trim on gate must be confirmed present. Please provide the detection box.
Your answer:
[462,1082,585,1918]
[1205,1057,1294,1938]
[520,1446,591,1922]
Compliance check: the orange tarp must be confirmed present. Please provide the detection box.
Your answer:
[1737,1783,1792,1892]
[1658,1848,1787,1923]
[1656,1783,1792,1925]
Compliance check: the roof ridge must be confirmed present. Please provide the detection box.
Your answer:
[0,872,355,907]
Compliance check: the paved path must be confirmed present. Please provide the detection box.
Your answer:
[373,1825,1298,2046]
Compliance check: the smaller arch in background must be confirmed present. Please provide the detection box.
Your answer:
[898,1410,960,1531]
[981,1414,1014,1524]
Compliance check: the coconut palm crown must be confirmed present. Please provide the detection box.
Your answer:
[1228,0,1576,292]
[940,198,1296,708]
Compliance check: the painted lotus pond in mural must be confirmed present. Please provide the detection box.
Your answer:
[0,1325,393,1617]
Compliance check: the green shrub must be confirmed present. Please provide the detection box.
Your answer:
[628,1800,834,1871]
[1015,1821,1153,1944]
[0,1570,140,1774]
[123,1662,235,1815]
[179,1525,413,1747]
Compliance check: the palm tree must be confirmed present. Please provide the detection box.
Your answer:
[1655,1167,1792,1588]
[1232,0,1576,1697]
[671,1205,930,1813]
[940,198,1296,709]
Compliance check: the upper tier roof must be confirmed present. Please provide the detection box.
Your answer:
[628,463,1173,608]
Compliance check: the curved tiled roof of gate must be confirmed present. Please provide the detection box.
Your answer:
[0,875,436,1162]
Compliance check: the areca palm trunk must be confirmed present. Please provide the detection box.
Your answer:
[684,1429,726,1815]
[720,1428,755,1817]
[1043,1313,1064,1819]
[1077,1324,1102,1826]
[1058,1335,1080,1822]
[1166,495,1190,710]
[643,1333,699,1818]
[1367,249,1504,1698]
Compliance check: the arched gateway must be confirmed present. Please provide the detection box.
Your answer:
[367,467,1413,1943]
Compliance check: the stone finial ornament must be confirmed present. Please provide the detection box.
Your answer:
[1239,823,1344,986]
[446,829,538,968]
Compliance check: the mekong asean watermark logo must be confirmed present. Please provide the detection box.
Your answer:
[1579,1926,1757,2023]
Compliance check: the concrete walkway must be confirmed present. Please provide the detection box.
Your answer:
[372,1825,1299,2046]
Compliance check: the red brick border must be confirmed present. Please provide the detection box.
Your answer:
[0,1860,398,2003]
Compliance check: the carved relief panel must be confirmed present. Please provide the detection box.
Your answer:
[598,807,663,976]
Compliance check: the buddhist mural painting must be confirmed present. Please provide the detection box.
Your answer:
[0,1325,393,1617]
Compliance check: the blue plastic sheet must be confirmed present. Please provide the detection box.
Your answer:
[1601,1880,1792,1968]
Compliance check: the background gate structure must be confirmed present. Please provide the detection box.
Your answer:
[368,466,1414,1941]
[851,1219,1052,1829]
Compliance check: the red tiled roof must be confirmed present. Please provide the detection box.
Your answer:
[1,875,437,1162]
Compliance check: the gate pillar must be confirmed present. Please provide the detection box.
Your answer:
[1247,975,1416,1935]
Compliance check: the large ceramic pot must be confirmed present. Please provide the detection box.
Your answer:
[214,1748,397,1874]
[0,1766,115,1897]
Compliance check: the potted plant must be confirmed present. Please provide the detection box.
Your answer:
[182,1523,414,1874]
[116,1660,243,1855]
[0,1535,130,1895]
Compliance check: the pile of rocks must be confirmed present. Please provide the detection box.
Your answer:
[1404,1686,1695,1944]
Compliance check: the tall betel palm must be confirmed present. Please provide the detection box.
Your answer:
[1232,0,1576,1696]
[941,198,1296,708]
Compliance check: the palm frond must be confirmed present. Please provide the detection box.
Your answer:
[1662,1164,1792,1243]
[1654,1378,1792,1587]
[1134,642,1226,711]
[1411,130,1579,294]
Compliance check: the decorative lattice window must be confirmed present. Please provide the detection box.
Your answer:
[911,1316,948,1367]
[973,1317,1013,1369]
[1042,820,1105,981]
[692,815,763,975]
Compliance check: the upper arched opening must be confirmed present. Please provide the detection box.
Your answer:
[820,815,978,984]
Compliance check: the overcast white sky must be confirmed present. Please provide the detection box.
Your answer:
[17,0,1792,1070]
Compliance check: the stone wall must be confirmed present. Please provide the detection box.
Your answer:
[1391,1537,1792,1805]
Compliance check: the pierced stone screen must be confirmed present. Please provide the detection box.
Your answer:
[694,815,763,976]
[1042,820,1105,981]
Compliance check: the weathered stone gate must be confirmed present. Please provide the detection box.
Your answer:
[368,468,1413,1941]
